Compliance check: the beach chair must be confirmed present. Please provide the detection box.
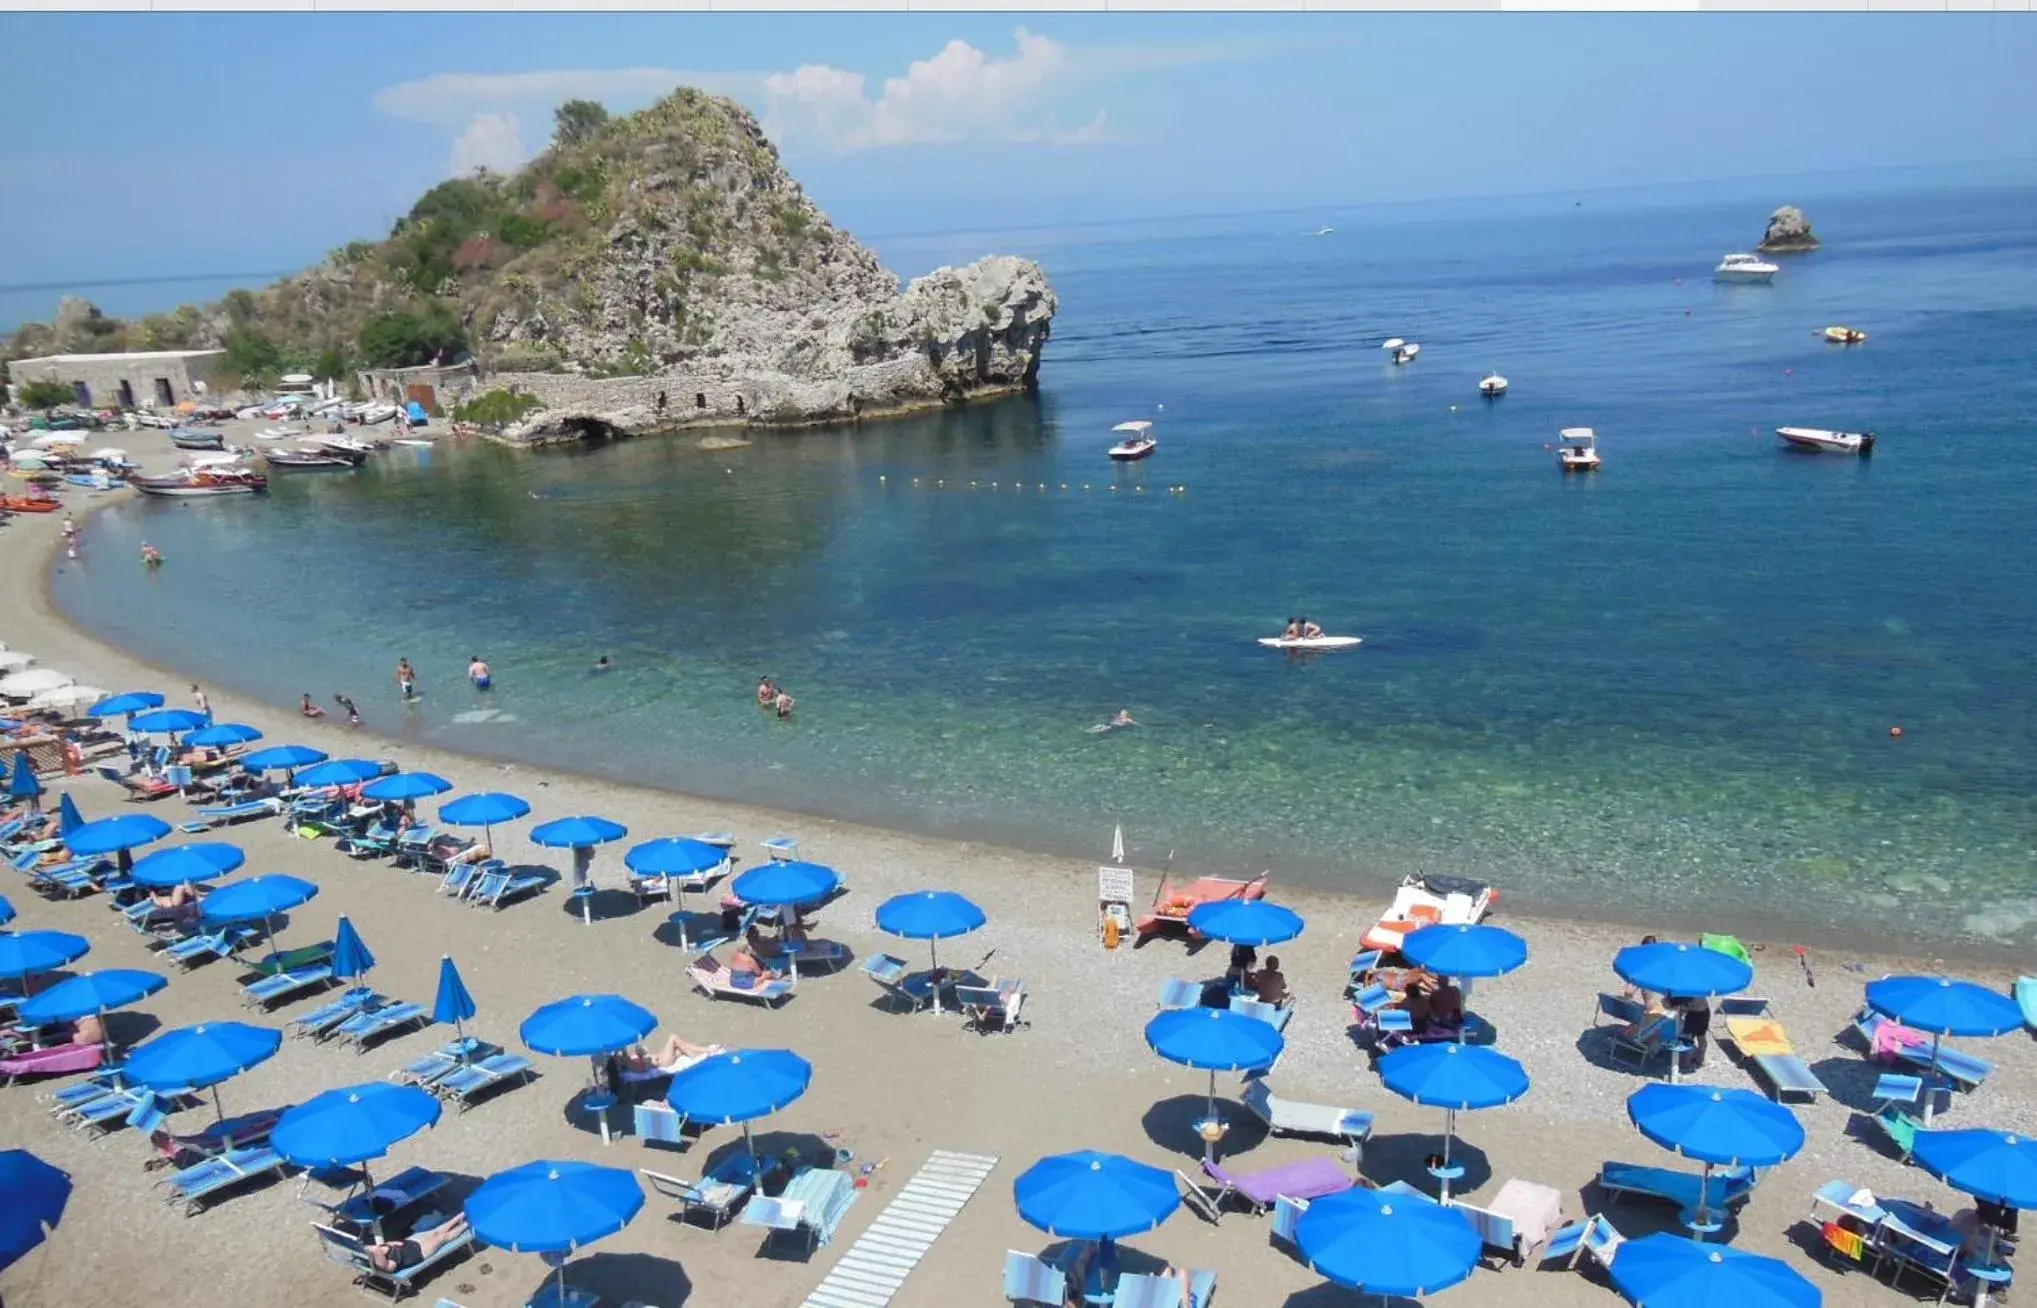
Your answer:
[1852,1009,1995,1089]
[1345,950,1384,998]
[642,1162,754,1230]
[159,1144,289,1215]
[435,858,493,900]
[690,954,795,1006]
[1003,1251,1068,1305]
[1349,981,1394,1026]
[633,1099,692,1148]
[957,979,1029,1034]
[242,964,336,1010]
[1115,1270,1217,1308]
[740,1165,859,1254]
[1596,1161,1756,1214]
[1135,871,1270,942]
[336,818,397,859]
[391,1038,499,1088]
[862,953,936,1012]
[95,764,178,801]
[64,1085,162,1136]
[1542,1214,1626,1271]
[163,926,255,969]
[146,1107,285,1171]
[417,837,477,878]
[433,1053,534,1111]
[1719,1014,1828,1101]
[26,856,111,899]
[42,1066,128,1112]
[1230,994,1292,1034]
[313,1213,474,1299]
[333,1002,429,1053]
[1239,1077,1372,1156]
[389,826,436,868]
[316,1165,453,1236]
[1157,978,1203,1010]
[467,867,547,910]
[1455,1178,1564,1267]
[178,797,282,833]
[0,1040,104,1085]
[240,941,337,979]
[1607,1011,1677,1072]
[287,991,377,1050]
[1865,1104,1924,1161]
[1195,1154,1355,1217]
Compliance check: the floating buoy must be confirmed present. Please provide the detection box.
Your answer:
[1890,726,1904,738]
[879,475,887,481]
[1084,484,1092,491]
[1108,485,1118,492]
[1449,405,1458,412]
[1060,483,1068,490]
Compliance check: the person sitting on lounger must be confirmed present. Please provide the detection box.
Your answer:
[364,1213,470,1275]
[1427,980,1464,1031]
[1249,955,1290,1006]
[617,1034,725,1074]
[70,1014,103,1047]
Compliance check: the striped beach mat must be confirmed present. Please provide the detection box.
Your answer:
[800,1149,1000,1308]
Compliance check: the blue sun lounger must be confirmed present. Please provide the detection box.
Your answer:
[1851,1009,1995,1091]
[643,1163,756,1230]
[1003,1251,1067,1306]
[242,965,336,1010]
[336,819,397,859]
[43,1067,129,1113]
[467,868,546,910]
[391,1038,500,1088]
[313,1214,474,1299]
[289,990,380,1041]
[1230,994,1293,1034]
[63,1086,161,1135]
[862,953,937,1012]
[1116,1269,1218,1308]
[160,1145,289,1215]
[740,1165,859,1254]
[1542,1214,1627,1271]
[1597,1161,1757,1214]
[434,1053,535,1111]
[332,1002,428,1053]
[177,797,282,834]
[162,926,255,969]
[1157,978,1203,1010]
[437,859,497,900]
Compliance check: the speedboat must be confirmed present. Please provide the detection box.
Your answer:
[1714,253,1778,284]
[1479,373,1508,398]
[1108,420,1157,461]
[1558,427,1602,472]
[1382,338,1420,365]
[265,447,359,471]
[1777,427,1875,456]
[356,404,399,425]
[1822,326,1868,344]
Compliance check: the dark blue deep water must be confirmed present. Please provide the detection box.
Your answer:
[54,179,2037,946]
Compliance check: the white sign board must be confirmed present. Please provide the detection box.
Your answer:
[1097,866,1135,904]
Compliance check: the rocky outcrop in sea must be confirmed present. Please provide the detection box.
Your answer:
[1757,205,1819,253]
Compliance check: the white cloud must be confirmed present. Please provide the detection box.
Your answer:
[374,67,759,129]
[449,112,526,177]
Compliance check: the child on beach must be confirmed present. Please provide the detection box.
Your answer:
[299,693,325,719]
[333,693,361,726]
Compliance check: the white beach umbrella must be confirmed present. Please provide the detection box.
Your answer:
[0,668,74,698]
[0,651,35,672]
[25,685,107,713]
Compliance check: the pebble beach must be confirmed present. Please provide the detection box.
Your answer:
[4,432,2035,1308]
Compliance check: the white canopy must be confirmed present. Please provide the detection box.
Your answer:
[1381,338,1405,351]
[25,684,107,713]
[0,668,74,697]
[1559,427,1596,440]
[1111,421,1153,435]
[0,651,33,671]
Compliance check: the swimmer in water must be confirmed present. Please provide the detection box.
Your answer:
[756,676,776,708]
[300,693,325,719]
[1111,709,1138,728]
[467,656,492,692]
[593,656,612,673]
[333,693,361,726]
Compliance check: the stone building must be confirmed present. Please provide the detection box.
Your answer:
[4,349,223,409]
[354,361,481,412]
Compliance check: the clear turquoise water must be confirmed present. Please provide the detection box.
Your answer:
[53,180,2037,947]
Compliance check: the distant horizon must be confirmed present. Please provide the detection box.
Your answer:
[6,154,2034,335]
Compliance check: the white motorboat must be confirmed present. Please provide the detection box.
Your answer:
[1714,253,1779,283]
[1108,420,1157,462]
[1382,338,1420,365]
[1479,373,1508,398]
[310,434,381,457]
[1777,427,1875,456]
[1315,226,1335,236]
[356,404,399,425]
[1558,427,1602,472]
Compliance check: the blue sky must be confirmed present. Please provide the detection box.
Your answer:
[3,13,2034,317]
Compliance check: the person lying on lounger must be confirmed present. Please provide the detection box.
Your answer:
[364,1213,470,1275]
[617,1034,725,1074]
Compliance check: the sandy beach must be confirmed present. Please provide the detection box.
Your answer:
[4,429,2032,1308]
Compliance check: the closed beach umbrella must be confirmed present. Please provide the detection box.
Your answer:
[8,753,45,809]
[240,744,327,773]
[0,895,13,928]
[0,669,72,698]
[86,691,164,718]
[1185,899,1305,947]
[130,842,244,889]
[666,1048,813,1175]
[182,722,261,749]
[65,813,171,860]
[294,758,385,789]
[0,1150,72,1274]
[521,994,657,1058]
[439,792,531,855]
[1614,942,1753,999]
[124,1020,282,1120]
[1014,1150,1180,1241]
[1401,924,1529,980]
[1628,1083,1804,1235]
[876,891,987,1004]
[56,793,83,838]
[1867,975,2022,1124]
[1379,1043,1531,1201]
[731,860,841,908]
[128,708,210,735]
[1145,1008,1284,1158]
[0,930,91,982]
[467,1158,643,1303]
[433,955,478,1043]
[1609,1233,1819,1308]
[331,915,375,988]
[1295,1185,1482,1298]
[361,771,452,802]
[274,1082,440,1171]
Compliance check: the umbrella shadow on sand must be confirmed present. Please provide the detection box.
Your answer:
[1359,1133,1494,1196]
[699,1129,842,1193]
[524,1252,693,1306]
[106,1008,163,1050]
[1283,1287,1425,1308]
[1141,1092,1269,1160]
[562,886,640,922]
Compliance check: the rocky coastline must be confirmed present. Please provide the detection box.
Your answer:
[1757,204,1820,253]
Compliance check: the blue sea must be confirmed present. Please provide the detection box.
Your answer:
[52,175,2037,949]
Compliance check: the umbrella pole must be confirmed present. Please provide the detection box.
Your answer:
[744,1120,759,1179]
[929,937,942,1015]
[1204,1070,1220,1164]
[1440,1108,1456,1202]
[1925,1032,1943,1125]
[1693,1161,1713,1239]
[211,1084,224,1123]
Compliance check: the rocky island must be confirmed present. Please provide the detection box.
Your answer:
[0,90,1058,446]
[1757,205,1820,254]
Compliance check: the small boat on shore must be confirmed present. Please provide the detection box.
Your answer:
[1558,427,1602,472]
[0,491,61,513]
[1777,427,1875,456]
[168,428,225,451]
[263,448,358,471]
[1479,373,1508,398]
[309,434,381,458]
[1108,420,1157,462]
[132,466,267,497]
[1822,326,1868,344]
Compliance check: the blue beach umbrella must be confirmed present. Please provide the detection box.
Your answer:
[466,1158,645,1303]
[530,816,629,848]
[1609,1233,1819,1308]
[17,969,166,1028]
[129,842,244,889]
[0,894,13,928]
[1628,1083,1805,1234]
[1015,1150,1180,1241]
[432,955,478,1041]
[200,873,319,963]
[521,994,658,1058]
[1614,941,1753,1000]
[731,860,841,908]
[1379,1043,1530,1200]
[274,1082,440,1171]
[0,930,91,982]
[1145,1008,1284,1155]
[125,1020,282,1119]
[1867,975,2022,1124]
[86,691,163,718]
[66,813,172,858]
[439,792,531,854]
[1913,1129,2037,1210]
[0,1149,72,1273]
[1295,1185,1482,1298]
[128,707,210,734]
[294,758,385,789]
[57,793,83,837]
[240,744,327,773]
[1185,899,1305,947]
[625,838,727,878]
[332,916,375,987]
[182,722,261,749]
[667,1048,814,1172]
[361,771,452,802]
[1401,923,1529,980]
[7,753,42,807]
[875,890,987,983]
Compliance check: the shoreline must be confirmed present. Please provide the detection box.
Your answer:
[13,433,2008,970]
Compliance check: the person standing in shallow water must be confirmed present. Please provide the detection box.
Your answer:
[467,656,491,692]
[396,658,417,700]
